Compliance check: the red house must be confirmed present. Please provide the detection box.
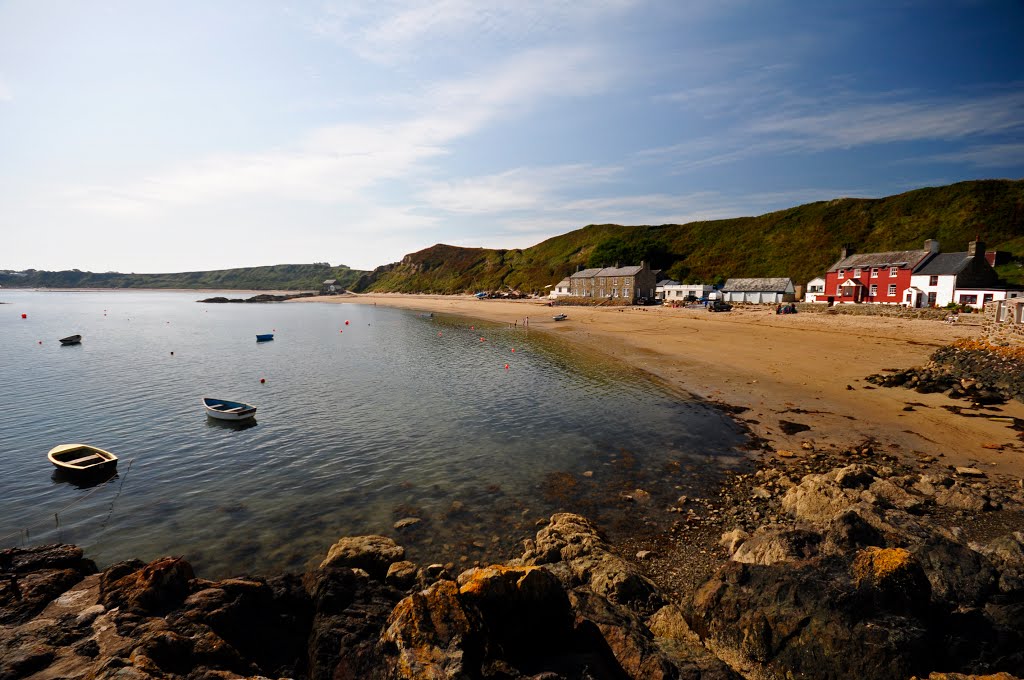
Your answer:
[819,240,939,305]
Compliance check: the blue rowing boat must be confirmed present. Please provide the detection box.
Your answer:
[202,397,257,421]
[256,333,274,342]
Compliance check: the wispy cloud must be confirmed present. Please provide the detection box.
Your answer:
[750,90,1024,150]
[922,142,1024,169]
[419,164,622,214]
[0,77,11,102]
[311,0,641,63]
[68,46,614,216]
[641,88,1024,172]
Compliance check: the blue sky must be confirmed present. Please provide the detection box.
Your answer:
[1,1,1022,273]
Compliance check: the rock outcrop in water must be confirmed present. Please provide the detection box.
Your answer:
[198,293,317,303]
[2,457,1023,679]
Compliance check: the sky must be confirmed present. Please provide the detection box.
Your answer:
[1,1,1022,274]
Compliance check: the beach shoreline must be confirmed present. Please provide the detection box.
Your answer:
[296,292,1024,479]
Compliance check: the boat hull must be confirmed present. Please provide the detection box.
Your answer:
[59,334,82,345]
[256,334,274,342]
[203,397,257,421]
[47,444,118,473]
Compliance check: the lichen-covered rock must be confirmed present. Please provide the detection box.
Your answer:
[0,544,97,625]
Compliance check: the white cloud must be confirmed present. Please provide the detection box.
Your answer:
[0,77,11,102]
[419,163,622,214]
[67,46,613,216]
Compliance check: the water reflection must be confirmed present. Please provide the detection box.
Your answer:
[205,417,259,431]
[51,467,119,489]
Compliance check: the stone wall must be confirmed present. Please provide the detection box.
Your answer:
[981,303,1024,345]
[793,303,955,321]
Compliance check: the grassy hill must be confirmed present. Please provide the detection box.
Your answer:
[357,179,1024,293]
[0,263,365,291]
[4,179,1022,294]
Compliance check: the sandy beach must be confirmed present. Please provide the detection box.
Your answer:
[296,293,1024,479]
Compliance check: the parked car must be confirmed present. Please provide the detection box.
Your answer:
[707,300,732,312]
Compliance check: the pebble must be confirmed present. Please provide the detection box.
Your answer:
[636,550,653,561]
[394,517,421,530]
[955,467,986,477]
[582,470,594,477]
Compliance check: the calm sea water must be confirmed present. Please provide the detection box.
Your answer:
[0,290,749,577]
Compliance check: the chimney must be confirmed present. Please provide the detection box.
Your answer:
[924,239,940,254]
[840,245,854,259]
[968,240,985,258]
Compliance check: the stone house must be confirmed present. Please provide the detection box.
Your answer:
[568,263,657,302]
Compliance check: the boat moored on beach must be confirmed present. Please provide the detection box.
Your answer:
[47,443,118,473]
[203,397,257,421]
[59,334,82,345]
[553,314,567,321]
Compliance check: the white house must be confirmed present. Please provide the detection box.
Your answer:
[659,282,714,303]
[804,277,826,303]
[548,278,572,299]
[654,279,679,300]
[906,241,1019,309]
[722,278,796,304]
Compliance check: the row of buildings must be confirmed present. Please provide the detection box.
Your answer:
[548,240,1020,310]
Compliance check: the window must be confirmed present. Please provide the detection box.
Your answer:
[983,294,994,305]
[888,284,897,296]
[853,268,861,277]
[836,285,842,295]
[870,284,878,296]
[959,294,978,305]
[838,269,845,279]
[929,275,938,286]
[890,267,899,277]
[871,268,879,278]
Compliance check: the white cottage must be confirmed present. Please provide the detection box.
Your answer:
[659,282,714,303]
[722,278,796,304]
[548,278,572,299]
[906,241,1019,309]
[804,277,826,303]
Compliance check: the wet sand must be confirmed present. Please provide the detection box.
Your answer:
[295,293,1024,479]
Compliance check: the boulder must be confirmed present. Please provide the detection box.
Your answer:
[319,535,405,579]
[731,527,822,566]
[100,556,195,615]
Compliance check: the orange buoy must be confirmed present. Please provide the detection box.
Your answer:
[38,340,42,344]
[438,332,442,337]
[480,337,485,342]
[504,364,509,370]
[511,348,515,353]
[21,313,26,319]
[345,320,349,325]
[260,378,266,383]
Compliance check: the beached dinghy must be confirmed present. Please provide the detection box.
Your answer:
[256,333,274,342]
[59,334,82,345]
[203,397,257,421]
[48,444,118,473]
[552,314,567,321]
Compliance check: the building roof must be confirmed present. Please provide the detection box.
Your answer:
[657,279,680,287]
[596,265,644,277]
[323,279,337,284]
[555,278,571,286]
[571,264,648,279]
[913,252,975,276]
[723,278,794,292]
[806,276,826,284]
[827,249,932,272]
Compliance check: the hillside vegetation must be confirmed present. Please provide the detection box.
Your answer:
[0,263,364,292]
[3,180,1022,294]
[358,179,1024,293]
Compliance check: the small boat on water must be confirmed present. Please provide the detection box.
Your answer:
[256,333,274,342]
[59,334,82,345]
[203,397,257,421]
[552,313,568,321]
[47,444,117,473]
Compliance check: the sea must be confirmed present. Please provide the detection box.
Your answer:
[0,290,750,577]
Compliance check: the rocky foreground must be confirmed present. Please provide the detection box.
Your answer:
[2,441,1023,680]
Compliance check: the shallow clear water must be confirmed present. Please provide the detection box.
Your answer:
[0,291,748,576]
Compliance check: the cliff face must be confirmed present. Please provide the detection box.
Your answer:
[2,453,1023,680]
